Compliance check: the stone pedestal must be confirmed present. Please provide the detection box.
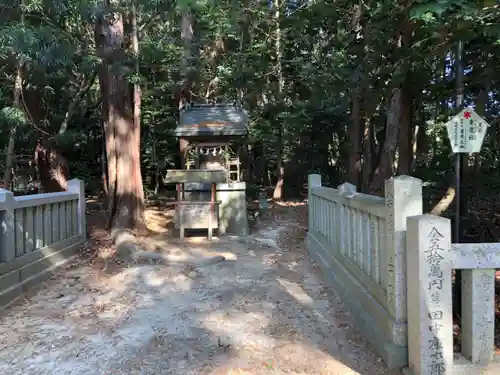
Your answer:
[183,182,248,236]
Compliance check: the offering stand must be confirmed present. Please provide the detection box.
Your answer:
[165,169,227,240]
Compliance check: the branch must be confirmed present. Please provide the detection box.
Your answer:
[58,70,98,134]
[138,11,162,33]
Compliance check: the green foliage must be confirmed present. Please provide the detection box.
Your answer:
[0,107,26,128]
[0,0,499,197]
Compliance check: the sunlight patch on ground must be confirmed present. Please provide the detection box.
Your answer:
[277,277,314,306]
[251,226,285,249]
[203,308,276,350]
[0,214,389,375]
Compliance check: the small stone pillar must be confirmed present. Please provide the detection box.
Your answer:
[216,182,248,236]
[67,179,86,239]
[405,214,453,375]
[461,268,495,363]
[307,174,322,233]
[385,175,423,325]
[0,189,16,262]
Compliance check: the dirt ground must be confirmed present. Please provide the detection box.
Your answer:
[0,202,399,375]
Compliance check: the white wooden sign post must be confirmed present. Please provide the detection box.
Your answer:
[444,107,490,334]
[445,108,489,154]
[445,108,490,243]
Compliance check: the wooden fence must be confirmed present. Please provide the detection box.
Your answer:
[306,174,500,374]
[0,179,86,308]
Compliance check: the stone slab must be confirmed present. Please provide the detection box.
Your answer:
[0,235,82,276]
[312,186,386,218]
[0,284,23,310]
[14,192,79,208]
[451,243,500,269]
[307,232,408,369]
[175,202,220,229]
[0,238,83,309]
[309,229,407,345]
[164,169,228,184]
[0,270,21,292]
[403,354,500,375]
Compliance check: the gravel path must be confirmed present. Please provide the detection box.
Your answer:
[0,213,394,375]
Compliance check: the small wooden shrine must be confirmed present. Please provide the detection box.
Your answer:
[165,169,227,240]
[166,103,250,240]
[174,103,249,181]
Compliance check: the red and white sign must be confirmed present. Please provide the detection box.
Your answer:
[445,108,489,153]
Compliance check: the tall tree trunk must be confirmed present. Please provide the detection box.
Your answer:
[369,88,402,194]
[369,10,410,193]
[361,118,373,192]
[396,12,413,176]
[428,54,456,216]
[101,117,108,195]
[178,6,195,168]
[397,80,412,175]
[347,3,364,188]
[96,3,144,231]
[131,1,145,224]
[349,85,364,188]
[473,67,490,195]
[412,93,429,171]
[272,0,285,200]
[3,0,24,189]
[179,8,194,110]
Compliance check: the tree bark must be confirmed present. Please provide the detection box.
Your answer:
[272,0,285,200]
[347,3,364,188]
[430,187,455,216]
[397,81,412,175]
[349,84,364,188]
[368,7,410,193]
[131,2,145,225]
[3,0,24,190]
[95,4,145,231]
[396,12,413,176]
[34,139,69,192]
[412,88,428,171]
[179,9,194,110]
[361,118,373,192]
[473,68,490,195]
[369,88,402,195]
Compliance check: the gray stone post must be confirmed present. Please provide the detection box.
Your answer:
[385,175,423,324]
[67,179,86,239]
[307,174,321,232]
[405,214,453,375]
[461,268,495,363]
[0,189,16,262]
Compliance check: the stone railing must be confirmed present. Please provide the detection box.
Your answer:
[406,215,500,375]
[306,174,422,369]
[0,179,86,307]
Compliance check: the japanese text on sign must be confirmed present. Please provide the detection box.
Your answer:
[445,108,489,153]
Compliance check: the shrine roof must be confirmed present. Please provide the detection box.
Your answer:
[175,104,249,137]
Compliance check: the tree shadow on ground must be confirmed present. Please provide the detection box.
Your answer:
[0,203,398,375]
